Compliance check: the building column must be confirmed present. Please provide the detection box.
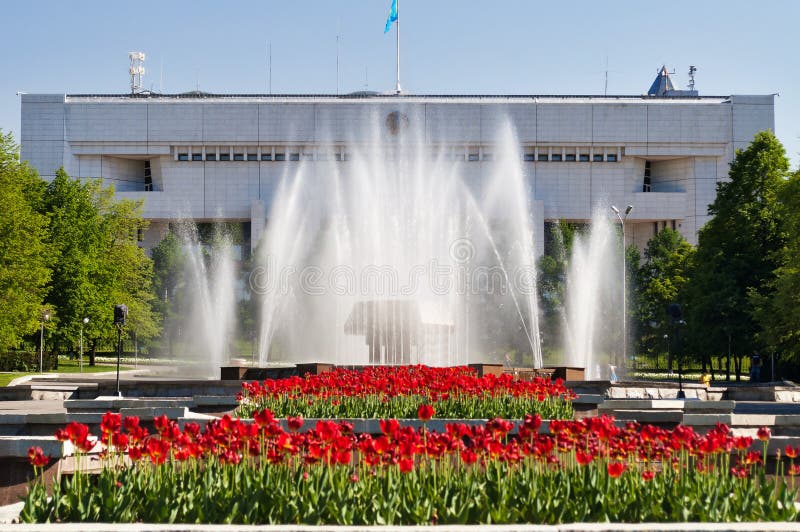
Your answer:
[250,199,266,255]
[533,199,545,259]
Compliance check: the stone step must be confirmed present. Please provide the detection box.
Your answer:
[65,397,194,413]
[601,410,684,424]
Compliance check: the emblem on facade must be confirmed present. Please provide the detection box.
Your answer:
[385,111,409,136]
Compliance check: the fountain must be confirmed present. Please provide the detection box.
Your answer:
[166,111,623,381]
[252,111,542,369]
[174,223,238,378]
[563,208,622,380]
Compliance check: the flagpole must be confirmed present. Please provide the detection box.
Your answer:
[395,0,401,94]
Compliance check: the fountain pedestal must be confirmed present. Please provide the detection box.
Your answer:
[469,363,504,377]
[549,367,585,381]
[220,363,334,381]
[506,367,585,381]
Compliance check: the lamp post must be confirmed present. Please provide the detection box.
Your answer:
[114,304,128,397]
[39,312,50,373]
[80,317,89,373]
[611,205,633,369]
[676,319,687,399]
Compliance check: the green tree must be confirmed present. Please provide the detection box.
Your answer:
[0,131,51,349]
[43,169,159,363]
[752,169,800,374]
[537,222,580,361]
[151,230,186,355]
[685,131,789,380]
[634,229,695,371]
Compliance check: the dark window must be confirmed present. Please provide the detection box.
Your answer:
[579,154,590,162]
[192,153,202,161]
[219,153,230,161]
[643,160,652,192]
[137,227,144,242]
[593,154,604,162]
[289,153,300,161]
[342,153,351,161]
[565,154,576,162]
[275,153,286,161]
[468,153,479,162]
[178,153,189,161]
[335,153,343,161]
[247,153,258,161]
[607,154,617,162]
[538,153,548,161]
[261,153,272,161]
[206,153,217,161]
[233,153,244,161]
[144,160,152,191]
[551,153,562,162]
[524,153,535,162]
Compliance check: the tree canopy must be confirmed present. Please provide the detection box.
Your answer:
[752,168,800,368]
[0,131,51,349]
[685,131,790,377]
[634,229,694,368]
[42,169,159,358]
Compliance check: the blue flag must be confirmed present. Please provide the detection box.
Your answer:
[384,0,398,33]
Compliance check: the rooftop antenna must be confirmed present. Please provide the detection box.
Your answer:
[688,65,697,92]
[365,65,369,90]
[269,41,272,95]
[336,34,340,95]
[195,69,200,92]
[128,51,146,94]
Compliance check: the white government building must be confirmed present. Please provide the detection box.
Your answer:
[20,68,774,255]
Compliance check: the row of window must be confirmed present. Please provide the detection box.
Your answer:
[523,153,617,162]
[175,150,620,163]
[178,152,329,162]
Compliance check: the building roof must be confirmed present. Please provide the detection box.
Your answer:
[58,93,728,104]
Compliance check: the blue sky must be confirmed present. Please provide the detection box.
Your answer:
[2,0,798,167]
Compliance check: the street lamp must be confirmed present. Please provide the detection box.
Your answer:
[611,204,633,369]
[80,317,89,373]
[39,312,50,373]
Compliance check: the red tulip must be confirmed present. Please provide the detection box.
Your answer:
[254,409,276,428]
[575,450,593,465]
[399,458,414,472]
[757,426,771,442]
[380,419,400,436]
[785,445,799,459]
[153,414,169,434]
[287,415,304,432]
[27,446,49,468]
[607,461,626,478]
[100,411,121,435]
[417,404,434,422]
[730,466,749,479]
[744,450,762,465]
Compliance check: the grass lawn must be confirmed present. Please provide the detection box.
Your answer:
[0,357,132,387]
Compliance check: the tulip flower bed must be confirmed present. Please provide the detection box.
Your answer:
[236,365,575,420]
[21,411,800,524]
